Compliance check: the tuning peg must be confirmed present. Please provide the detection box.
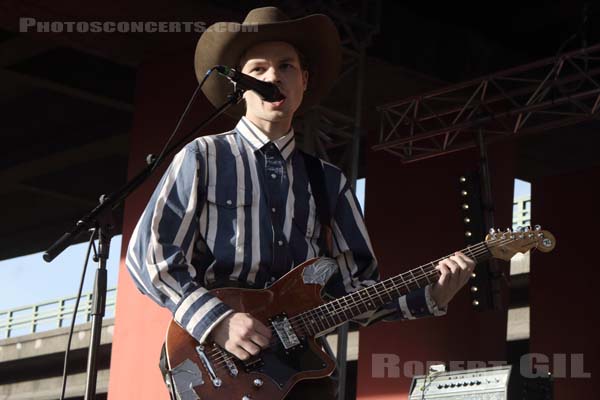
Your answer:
[506,228,512,233]
[489,228,496,234]
[534,225,541,231]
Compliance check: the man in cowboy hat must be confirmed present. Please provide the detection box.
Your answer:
[126,6,475,399]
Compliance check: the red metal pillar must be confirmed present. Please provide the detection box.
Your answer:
[357,137,514,399]
[530,165,600,399]
[107,47,233,400]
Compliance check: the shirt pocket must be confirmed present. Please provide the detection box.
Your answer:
[205,186,252,208]
[202,186,252,249]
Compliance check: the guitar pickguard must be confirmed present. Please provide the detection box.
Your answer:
[250,336,328,388]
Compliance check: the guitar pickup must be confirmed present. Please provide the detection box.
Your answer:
[270,313,301,350]
[241,355,264,373]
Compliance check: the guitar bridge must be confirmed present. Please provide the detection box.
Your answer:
[270,313,301,350]
[196,345,222,387]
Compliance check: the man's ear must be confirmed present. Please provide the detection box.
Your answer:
[303,69,309,91]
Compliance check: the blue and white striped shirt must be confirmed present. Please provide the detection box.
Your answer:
[126,117,444,344]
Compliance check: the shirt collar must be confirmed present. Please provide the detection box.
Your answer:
[236,116,296,161]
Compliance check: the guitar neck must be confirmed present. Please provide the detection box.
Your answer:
[303,242,492,337]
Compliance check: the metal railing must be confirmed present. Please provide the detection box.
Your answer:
[0,288,117,339]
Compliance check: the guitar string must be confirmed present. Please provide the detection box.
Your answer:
[205,235,536,366]
[286,234,533,332]
[205,235,526,366]
[205,236,522,366]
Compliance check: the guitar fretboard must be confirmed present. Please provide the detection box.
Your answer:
[297,242,492,336]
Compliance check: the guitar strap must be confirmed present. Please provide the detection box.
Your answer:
[301,151,334,258]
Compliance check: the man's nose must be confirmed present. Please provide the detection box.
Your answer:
[262,66,281,84]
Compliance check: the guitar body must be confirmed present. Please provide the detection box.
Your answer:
[165,257,337,400]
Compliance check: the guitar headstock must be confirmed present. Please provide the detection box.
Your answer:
[485,225,556,261]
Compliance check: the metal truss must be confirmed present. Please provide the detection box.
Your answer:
[375,43,600,163]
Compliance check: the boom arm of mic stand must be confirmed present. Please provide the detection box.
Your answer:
[43,90,243,262]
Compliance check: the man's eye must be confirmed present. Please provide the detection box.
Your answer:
[280,63,292,69]
[251,67,264,73]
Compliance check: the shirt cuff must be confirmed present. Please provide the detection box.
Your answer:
[173,286,234,343]
[425,284,447,316]
[394,285,447,319]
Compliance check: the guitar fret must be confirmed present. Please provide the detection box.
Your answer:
[341,296,353,320]
[374,284,386,305]
[360,290,374,312]
[421,266,432,284]
[409,270,420,288]
[369,285,383,309]
[400,274,411,293]
[390,277,403,297]
[348,293,361,316]
[298,311,314,336]
[465,245,477,262]
[383,283,395,303]
[363,289,377,310]
[306,308,325,333]
[324,302,338,328]
[429,262,437,281]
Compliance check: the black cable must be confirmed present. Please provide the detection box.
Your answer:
[59,229,97,400]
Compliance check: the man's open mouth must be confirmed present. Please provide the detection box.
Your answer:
[269,97,286,107]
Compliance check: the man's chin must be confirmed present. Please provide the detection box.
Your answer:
[261,109,291,120]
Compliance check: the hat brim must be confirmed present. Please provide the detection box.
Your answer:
[194,14,341,119]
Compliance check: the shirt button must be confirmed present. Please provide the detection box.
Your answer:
[226,199,232,205]
[271,173,277,179]
[271,207,276,213]
[277,240,284,246]
[270,276,276,282]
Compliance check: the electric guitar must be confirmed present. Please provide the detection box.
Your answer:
[164,226,555,400]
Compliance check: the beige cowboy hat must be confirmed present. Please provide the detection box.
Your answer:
[194,6,341,119]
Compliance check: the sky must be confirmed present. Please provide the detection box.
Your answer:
[0,177,527,314]
[514,178,531,199]
[0,235,122,312]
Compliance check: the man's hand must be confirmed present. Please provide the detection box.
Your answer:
[209,312,272,360]
[430,251,476,309]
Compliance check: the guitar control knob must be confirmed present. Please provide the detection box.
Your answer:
[242,396,251,400]
[253,378,263,387]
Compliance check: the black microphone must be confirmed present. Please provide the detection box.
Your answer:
[215,65,285,102]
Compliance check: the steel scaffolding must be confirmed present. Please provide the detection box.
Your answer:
[375,43,600,162]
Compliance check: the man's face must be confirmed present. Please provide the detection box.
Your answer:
[240,41,308,124]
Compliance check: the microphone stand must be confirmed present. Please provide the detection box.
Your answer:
[43,89,243,400]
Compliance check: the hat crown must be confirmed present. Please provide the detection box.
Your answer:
[243,7,290,24]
